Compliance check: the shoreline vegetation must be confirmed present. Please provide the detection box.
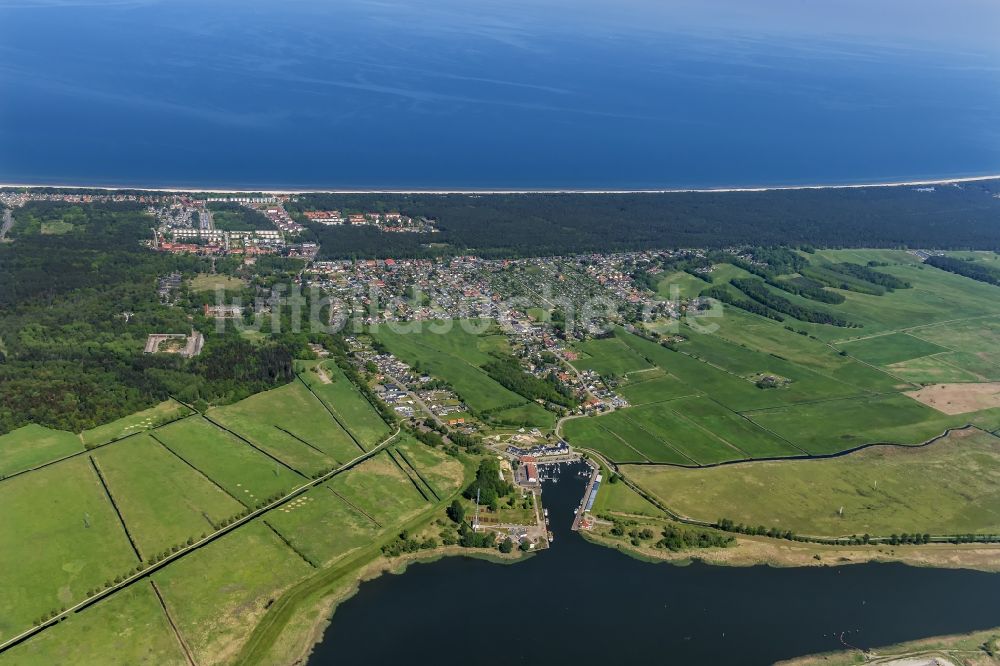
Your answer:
[3,173,1000,195]
[777,625,1000,666]
[583,517,1000,574]
[244,546,529,666]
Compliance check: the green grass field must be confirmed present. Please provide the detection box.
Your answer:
[591,476,662,517]
[835,332,948,367]
[567,396,800,465]
[153,522,313,664]
[591,258,1000,466]
[618,328,862,412]
[745,394,958,455]
[210,382,364,466]
[298,360,390,447]
[93,434,242,558]
[264,488,379,567]
[617,373,695,406]
[905,315,1000,377]
[80,400,192,448]
[0,424,83,478]
[886,354,984,384]
[656,270,711,300]
[789,251,1000,341]
[573,336,653,377]
[0,389,464,662]
[188,273,247,293]
[0,582,188,666]
[207,388,339,477]
[626,429,1000,537]
[0,457,138,640]
[327,452,431,526]
[651,397,801,459]
[564,416,653,463]
[153,417,305,504]
[706,309,902,393]
[589,410,694,464]
[393,436,466,498]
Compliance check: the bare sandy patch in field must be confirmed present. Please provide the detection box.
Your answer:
[906,382,1000,414]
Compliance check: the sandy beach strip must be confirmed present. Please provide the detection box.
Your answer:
[1,174,999,196]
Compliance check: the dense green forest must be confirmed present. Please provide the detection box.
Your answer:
[279,180,1000,259]
[0,201,304,434]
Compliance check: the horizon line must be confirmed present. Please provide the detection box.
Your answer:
[1,173,999,195]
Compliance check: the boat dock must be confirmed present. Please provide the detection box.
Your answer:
[571,464,602,531]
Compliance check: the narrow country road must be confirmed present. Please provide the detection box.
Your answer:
[386,371,445,428]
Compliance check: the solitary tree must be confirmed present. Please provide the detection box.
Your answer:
[446,499,465,524]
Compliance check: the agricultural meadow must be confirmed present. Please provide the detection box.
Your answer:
[579,250,1000,537]
[0,365,465,665]
[568,250,1000,465]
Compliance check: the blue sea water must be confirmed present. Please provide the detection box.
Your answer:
[0,0,998,190]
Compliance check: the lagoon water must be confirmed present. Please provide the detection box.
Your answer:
[309,460,1000,665]
[1,0,999,190]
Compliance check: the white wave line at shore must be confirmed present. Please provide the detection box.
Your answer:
[1,173,999,195]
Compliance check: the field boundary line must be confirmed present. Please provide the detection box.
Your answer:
[736,413,811,457]
[149,580,198,666]
[0,426,400,656]
[89,455,143,561]
[200,415,308,478]
[149,431,251,507]
[599,423,984,471]
[924,353,995,381]
[326,487,382,529]
[736,390,907,416]
[664,408,752,461]
[296,373,367,453]
[619,392,702,408]
[317,359,394,439]
[262,520,318,569]
[824,341,921,388]
[273,425,328,457]
[385,448,431,502]
[695,393,809,457]
[617,412,701,466]
[393,447,441,501]
[592,421,654,464]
